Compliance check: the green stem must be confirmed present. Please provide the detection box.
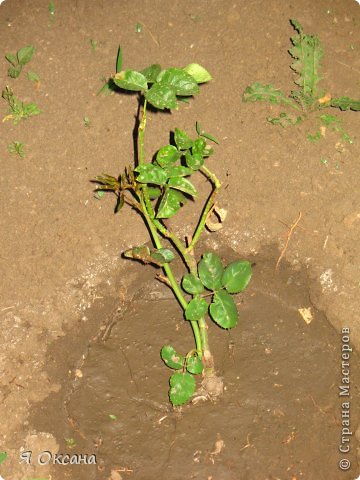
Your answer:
[187,165,221,253]
[137,99,202,357]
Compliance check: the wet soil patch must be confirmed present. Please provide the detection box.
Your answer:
[32,246,360,480]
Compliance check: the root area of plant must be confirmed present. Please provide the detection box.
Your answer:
[31,246,360,480]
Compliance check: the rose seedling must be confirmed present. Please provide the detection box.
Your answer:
[95,48,252,406]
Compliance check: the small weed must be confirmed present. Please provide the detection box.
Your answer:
[48,1,55,16]
[135,23,142,33]
[243,19,359,140]
[89,39,97,53]
[2,86,41,124]
[5,45,35,78]
[94,48,252,406]
[8,141,26,158]
[108,414,117,421]
[27,71,40,83]
[83,116,91,127]
[64,438,76,448]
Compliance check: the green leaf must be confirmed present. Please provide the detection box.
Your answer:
[150,248,175,264]
[198,252,224,291]
[185,151,204,170]
[330,97,360,112]
[0,451,7,465]
[174,128,193,149]
[289,19,323,101]
[116,45,122,73]
[8,66,22,78]
[168,177,197,197]
[156,145,180,167]
[186,355,203,374]
[185,297,208,321]
[243,82,297,109]
[17,45,35,65]
[192,137,206,154]
[141,64,161,83]
[157,188,185,218]
[183,63,212,83]
[267,112,303,127]
[5,53,18,66]
[222,260,252,294]
[169,372,196,406]
[134,164,167,185]
[164,166,193,177]
[157,67,200,96]
[27,71,40,82]
[113,70,148,91]
[182,273,204,294]
[195,121,219,144]
[161,345,184,370]
[210,290,238,329]
[148,186,162,199]
[145,83,177,110]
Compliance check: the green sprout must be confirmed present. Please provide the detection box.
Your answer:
[89,39,97,53]
[8,141,26,158]
[5,45,35,78]
[94,47,252,406]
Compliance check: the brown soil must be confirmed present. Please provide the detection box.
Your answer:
[1,1,360,479]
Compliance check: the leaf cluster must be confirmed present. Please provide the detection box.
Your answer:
[94,125,217,219]
[2,87,41,124]
[183,253,252,330]
[161,253,252,405]
[5,45,35,79]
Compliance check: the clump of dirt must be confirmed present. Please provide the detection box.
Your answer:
[31,246,360,480]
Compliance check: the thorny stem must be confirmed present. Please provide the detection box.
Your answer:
[137,99,202,357]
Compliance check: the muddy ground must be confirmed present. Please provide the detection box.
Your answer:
[1,0,360,479]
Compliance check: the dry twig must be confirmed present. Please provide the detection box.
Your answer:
[275,211,302,271]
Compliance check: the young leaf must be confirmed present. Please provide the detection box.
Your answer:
[185,297,208,321]
[198,252,224,291]
[5,53,18,66]
[116,45,122,73]
[157,68,200,96]
[148,186,162,199]
[156,145,180,167]
[267,112,303,127]
[330,97,360,112]
[27,71,40,83]
[182,273,204,295]
[192,137,206,154]
[186,355,203,374]
[164,166,193,177]
[17,45,35,65]
[222,260,252,294]
[289,19,323,101]
[150,248,175,264]
[0,451,7,465]
[183,63,212,83]
[113,70,148,91]
[156,188,185,218]
[141,64,161,83]
[195,121,219,144]
[185,151,204,170]
[161,345,184,370]
[145,83,177,110]
[174,128,193,150]
[243,82,297,108]
[134,164,167,185]
[8,66,22,78]
[210,290,238,329]
[168,177,197,197]
[169,372,196,406]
